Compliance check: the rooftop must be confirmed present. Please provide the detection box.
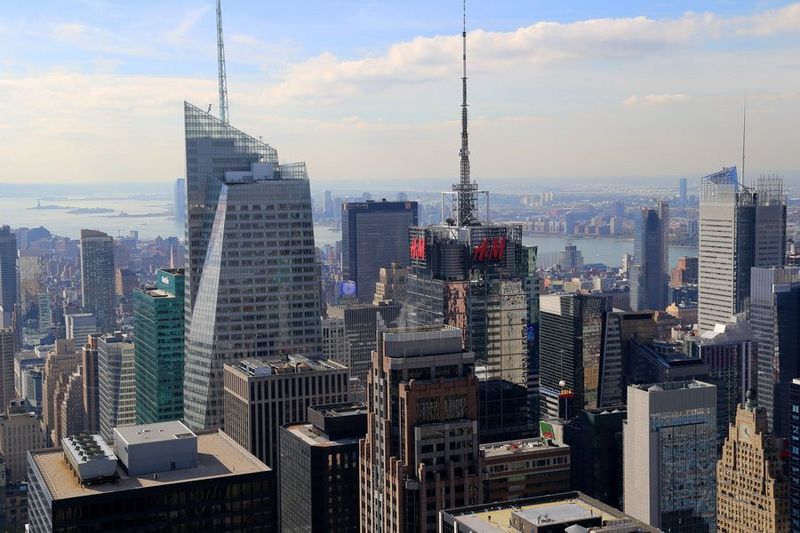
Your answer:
[114,420,195,446]
[30,430,268,501]
[481,438,568,459]
[284,423,362,448]
[443,492,659,533]
[631,379,714,393]
[230,355,346,377]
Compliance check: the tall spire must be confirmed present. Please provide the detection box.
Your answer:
[216,0,230,124]
[453,0,477,226]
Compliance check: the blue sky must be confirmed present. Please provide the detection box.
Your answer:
[1,1,798,185]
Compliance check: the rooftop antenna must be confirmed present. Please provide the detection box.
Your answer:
[741,91,747,183]
[452,0,477,227]
[216,0,230,124]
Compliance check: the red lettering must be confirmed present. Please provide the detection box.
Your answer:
[472,236,507,263]
[410,237,426,261]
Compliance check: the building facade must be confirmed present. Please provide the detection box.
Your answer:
[183,102,322,431]
[41,339,80,444]
[717,399,789,532]
[0,399,46,482]
[97,332,136,443]
[223,355,348,471]
[0,226,18,330]
[81,334,100,433]
[79,229,116,333]
[0,328,14,410]
[341,200,418,303]
[360,326,482,533]
[280,402,367,533]
[698,170,785,332]
[630,201,669,312]
[64,312,96,344]
[623,380,717,532]
[133,268,185,423]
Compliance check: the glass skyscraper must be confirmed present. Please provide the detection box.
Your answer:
[134,268,185,424]
[0,226,18,330]
[182,102,322,431]
[630,201,668,312]
[80,229,116,333]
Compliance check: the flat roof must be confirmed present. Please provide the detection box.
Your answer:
[114,421,195,446]
[30,430,268,501]
[481,438,568,459]
[284,423,361,448]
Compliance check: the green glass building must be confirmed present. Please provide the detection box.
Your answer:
[134,268,185,424]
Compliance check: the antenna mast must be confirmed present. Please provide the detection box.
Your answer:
[741,91,747,183]
[216,0,230,124]
[452,0,477,226]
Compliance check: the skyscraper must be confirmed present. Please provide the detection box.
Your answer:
[79,229,116,333]
[539,293,610,420]
[183,102,322,431]
[623,380,717,532]
[630,201,669,311]
[81,333,100,433]
[679,177,688,205]
[698,170,786,331]
[341,199,418,303]
[0,226,18,329]
[789,379,800,530]
[0,328,15,410]
[359,326,481,532]
[751,266,800,436]
[133,268,185,424]
[716,397,790,532]
[97,332,136,443]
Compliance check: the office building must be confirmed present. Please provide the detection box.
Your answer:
[321,316,348,363]
[717,398,789,532]
[679,177,688,205]
[630,201,669,312]
[174,177,186,234]
[440,491,659,533]
[751,267,800,436]
[539,293,610,420]
[64,312,96,344]
[114,268,138,313]
[41,339,79,444]
[0,399,46,482]
[789,379,800,530]
[670,256,698,287]
[133,268,184,424]
[0,329,14,410]
[280,402,367,533]
[698,171,785,331]
[81,334,100,433]
[623,380,717,532]
[0,226,18,330]
[37,293,52,333]
[373,262,407,304]
[339,302,402,387]
[360,326,481,532]
[223,355,348,471]
[323,189,333,218]
[27,422,276,532]
[183,102,322,431]
[53,367,85,445]
[481,438,570,504]
[342,199,417,303]
[79,229,116,333]
[97,332,136,443]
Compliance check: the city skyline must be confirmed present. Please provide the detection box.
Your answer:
[0,1,798,185]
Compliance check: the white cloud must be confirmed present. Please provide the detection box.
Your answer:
[623,94,694,106]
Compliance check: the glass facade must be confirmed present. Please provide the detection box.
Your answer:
[134,269,185,424]
[630,202,668,312]
[79,230,116,333]
[183,102,321,431]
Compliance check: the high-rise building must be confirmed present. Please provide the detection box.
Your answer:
[630,202,669,312]
[223,355,349,471]
[37,293,52,333]
[372,262,407,305]
[670,256,698,287]
[64,312,96,344]
[360,326,481,532]
[174,177,186,235]
[280,402,367,533]
[27,423,276,532]
[79,229,116,333]
[114,268,138,313]
[0,226,18,330]
[97,332,136,443]
[789,379,800,530]
[133,268,184,424]
[698,170,786,331]
[0,328,14,410]
[323,189,334,218]
[321,316,348,362]
[338,302,402,389]
[480,437,570,504]
[0,399,46,482]
[53,367,85,444]
[81,334,100,433]
[751,266,800,436]
[342,199,418,303]
[539,293,610,420]
[41,339,79,444]
[679,177,688,204]
[623,380,717,532]
[716,397,790,532]
[183,102,322,431]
